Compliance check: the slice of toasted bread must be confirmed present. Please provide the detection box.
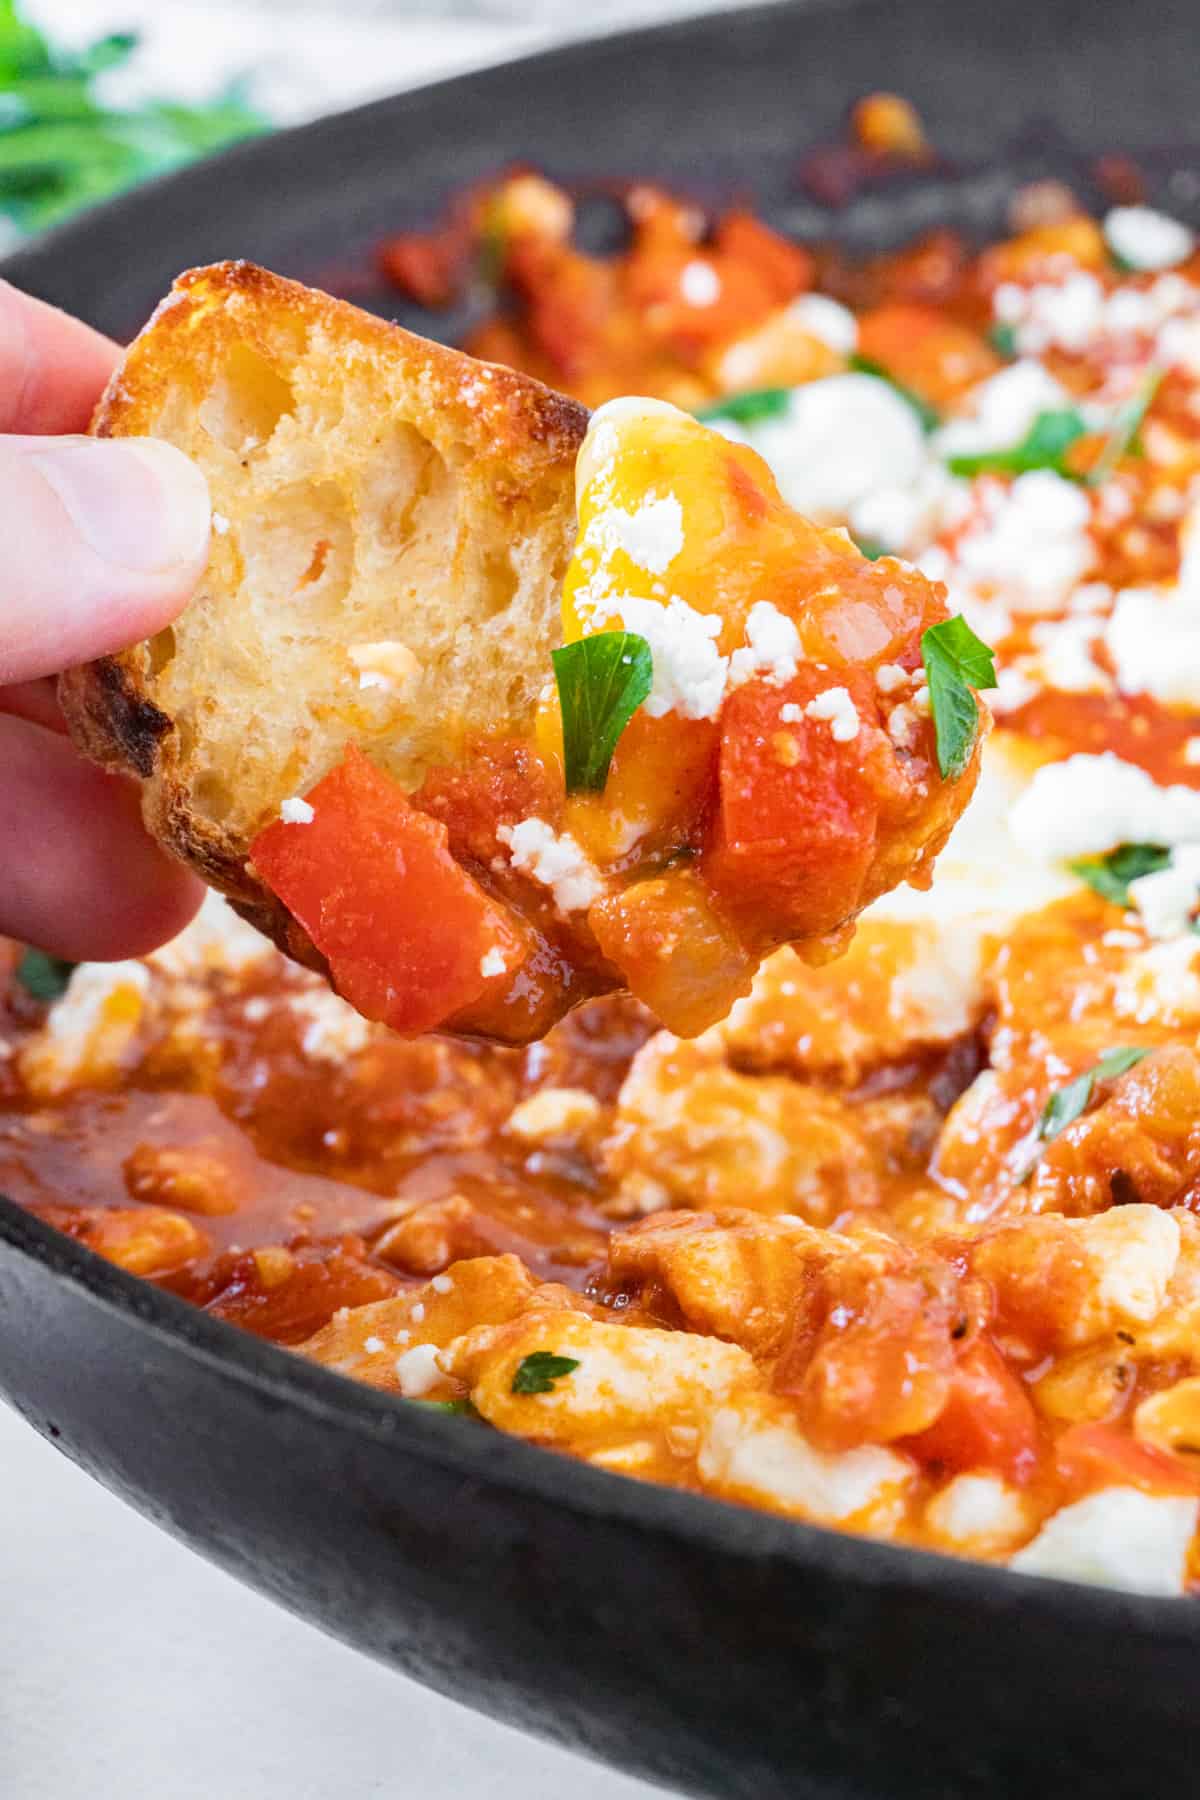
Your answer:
[60,261,588,966]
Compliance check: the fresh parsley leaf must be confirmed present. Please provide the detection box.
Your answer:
[945,407,1087,479]
[511,1351,581,1396]
[852,534,889,561]
[552,631,653,793]
[15,948,75,1001]
[1069,842,1171,907]
[988,321,1018,358]
[919,616,998,780]
[695,386,792,425]
[1037,1047,1150,1145]
[848,353,940,432]
[1084,366,1163,488]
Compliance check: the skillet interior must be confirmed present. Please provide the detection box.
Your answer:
[4,1,1200,1793]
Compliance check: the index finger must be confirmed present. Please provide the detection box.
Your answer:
[0,280,120,435]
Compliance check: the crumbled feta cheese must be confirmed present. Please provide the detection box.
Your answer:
[1185,737,1200,766]
[289,987,372,1062]
[279,796,315,825]
[1029,615,1109,694]
[699,1399,913,1525]
[994,271,1106,354]
[19,960,152,1096]
[1115,935,1200,1025]
[149,890,273,979]
[1128,845,1200,938]
[211,510,231,535]
[1106,585,1200,706]
[934,359,1071,459]
[394,1343,443,1397]
[498,818,605,912]
[874,663,910,695]
[479,947,507,979]
[430,1273,454,1294]
[712,372,926,524]
[1075,1205,1180,1333]
[363,1336,385,1354]
[786,292,858,354]
[410,1301,426,1324]
[953,471,1092,615]
[804,686,860,742]
[1010,752,1200,860]
[1105,206,1196,272]
[680,260,721,306]
[926,1474,1030,1550]
[582,492,685,576]
[1009,1488,1197,1594]
[507,1086,603,1143]
[728,600,802,687]
[585,594,728,720]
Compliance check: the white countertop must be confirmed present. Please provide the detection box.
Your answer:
[0,1403,657,1798]
[2,5,772,1792]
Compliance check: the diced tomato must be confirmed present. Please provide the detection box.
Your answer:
[706,669,879,939]
[588,867,756,1038]
[1055,1422,1200,1499]
[856,302,998,408]
[905,1336,1041,1482]
[250,747,525,1036]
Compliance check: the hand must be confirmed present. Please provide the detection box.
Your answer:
[1,281,210,962]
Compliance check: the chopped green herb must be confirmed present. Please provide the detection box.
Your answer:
[988,321,1019,358]
[695,386,792,425]
[852,534,889,561]
[1069,842,1171,907]
[552,631,653,794]
[919,616,997,780]
[1033,1046,1150,1155]
[945,407,1088,479]
[848,353,940,432]
[15,948,75,1001]
[413,1397,480,1418]
[1084,366,1164,489]
[0,0,267,234]
[511,1351,581,1395]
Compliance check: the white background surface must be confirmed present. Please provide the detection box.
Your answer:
[0,1404,656,1798]
[3,3,775,1794]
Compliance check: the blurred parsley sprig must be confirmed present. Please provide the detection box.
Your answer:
[0,0,268,236]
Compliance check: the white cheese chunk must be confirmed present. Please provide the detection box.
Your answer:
[1009,752,1200,860]
[587,593,729,720]
[699,1398,913,1525]
[785,292,858,354]
[934,359,1071,460]
[498,818,604,912]
[581,492,685,576]
[728,600,801,687]
[1106,585,1200,707]
[712,372,926,524]
[1104,206,1196,272]
[1009,1488,1197,1595]
[279,796,315,825]
[394,1344,444,1398]
[804,685,860,742]
[926,1475,1031,1551]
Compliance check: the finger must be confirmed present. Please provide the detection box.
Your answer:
[0,280,119,435]
[0,714,203,961]
[0,679,66,734]
[1,434,211,684]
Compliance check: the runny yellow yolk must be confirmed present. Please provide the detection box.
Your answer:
[539,397,793,864]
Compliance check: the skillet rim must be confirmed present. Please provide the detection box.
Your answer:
[4,1189,1200,1637]
[4,0,1200,1653]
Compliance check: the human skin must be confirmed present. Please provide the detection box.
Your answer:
[0,281,209,960]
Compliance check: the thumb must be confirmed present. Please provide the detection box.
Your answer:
[1,434,210,685]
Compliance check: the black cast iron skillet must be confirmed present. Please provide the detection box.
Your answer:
[4,2,1200,1793]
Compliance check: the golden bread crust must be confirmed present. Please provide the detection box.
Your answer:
[59,260,588,958]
